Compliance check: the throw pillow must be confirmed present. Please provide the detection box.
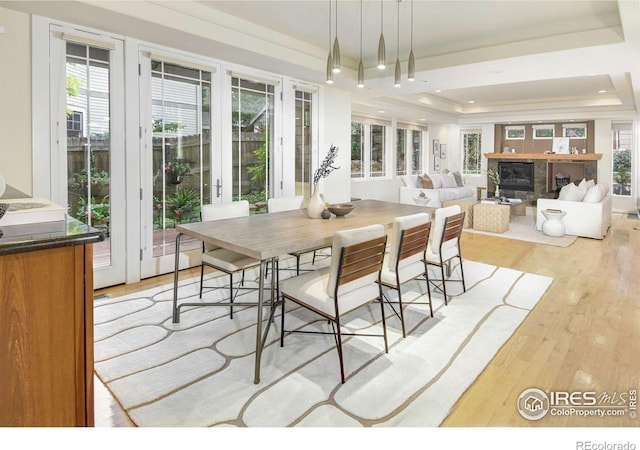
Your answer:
[558,182,586,201]
[577,178,587,190]
[452,171,464,187]
[582,184,604,203]
[419,174,434,189]
[441,172,458,188]
[430,174,443,189]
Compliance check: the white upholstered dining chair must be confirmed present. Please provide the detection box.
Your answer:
[267,196,330,275]
[194,200,261,319]
[279,224,388,384]
[425,205,466,305]
[380,212,433,338]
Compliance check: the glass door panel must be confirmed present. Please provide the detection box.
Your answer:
[295,90,312,199]
[65,43,113,268]
[149,60,212,261]
[231,77,274,214]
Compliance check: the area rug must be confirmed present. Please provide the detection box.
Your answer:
[465,207,577,247]
[94,257,552,427]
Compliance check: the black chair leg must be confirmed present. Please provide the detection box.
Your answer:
[379,292,389,353]
[229,273,234,319]
[280,295,286,347]
[199,264,205,298]
[440,263,448,305]
[459,257,466,292]
[396,284,406,338]
[335,318,345,384]
[296,255,301,275]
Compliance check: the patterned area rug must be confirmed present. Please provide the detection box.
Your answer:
[94,257,552,427]
[464,207,577,247]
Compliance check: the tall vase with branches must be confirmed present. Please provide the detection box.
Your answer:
[308,144,340,218]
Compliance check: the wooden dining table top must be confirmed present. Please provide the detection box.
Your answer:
[176,199,435,261]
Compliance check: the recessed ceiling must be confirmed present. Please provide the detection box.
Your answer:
[2,0,639,123]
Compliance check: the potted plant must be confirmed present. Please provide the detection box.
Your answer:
[166,188,200,225]
[165,157,192,185]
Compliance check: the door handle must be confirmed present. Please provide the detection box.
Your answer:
[215,179,222,198]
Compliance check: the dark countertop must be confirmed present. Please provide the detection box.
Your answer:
[0,185,104,255]
[0,217,104,255]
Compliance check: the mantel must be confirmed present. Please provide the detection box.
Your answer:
[484,153,602,161]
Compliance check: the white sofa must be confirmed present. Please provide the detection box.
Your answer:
[399,173,476,207]
[535,180,612,239]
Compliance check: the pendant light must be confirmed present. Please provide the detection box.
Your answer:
[394,0,401,87]
[358,0,365,87]
[377,0,386,70]
[326,0,333,84]
[407,0,415,81]
[332,0,341,73]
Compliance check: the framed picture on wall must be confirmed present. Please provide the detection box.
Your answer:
[433,139,440,156]
[440,144,447,159]
[434,155,441,171]
[552,137,570,154]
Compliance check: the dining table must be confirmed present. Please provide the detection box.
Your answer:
[172,199,436,384]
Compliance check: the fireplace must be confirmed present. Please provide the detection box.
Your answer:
[498,162,534,192]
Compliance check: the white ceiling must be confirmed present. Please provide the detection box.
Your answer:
[3,0,640,124]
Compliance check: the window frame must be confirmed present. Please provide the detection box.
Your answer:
[505,125,525,140]
[563,123,587,139]
[461,128,482,176]
[350,118,391,180]
[532,124,555,140]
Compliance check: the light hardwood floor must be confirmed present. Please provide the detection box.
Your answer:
[94,213,640,427]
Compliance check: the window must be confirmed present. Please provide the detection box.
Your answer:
[461,129,482,175]
[67,111,83,138]
[231,77,275,213]
[396,127,424,176]
[396,129,406,176]
[151,58,212,254]
[294,90,313,199]
[533,124,554,139]
[411,130,423,175]
[350,120,389,179]
[505,125,525,140]
[611,121,632,197]
[370,124,386,177]
[563,123,587,138]
[351,121,364,178]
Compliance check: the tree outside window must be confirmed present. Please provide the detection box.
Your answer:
[462,130,482,175]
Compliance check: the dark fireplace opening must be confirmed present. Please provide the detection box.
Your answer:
[498,162,534,192]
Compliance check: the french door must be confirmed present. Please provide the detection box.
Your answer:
[140,53,220,278]
[49,25,126,289]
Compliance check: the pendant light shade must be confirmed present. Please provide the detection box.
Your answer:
[394,0,400,87]
[358,0,365,88]
[358,60,365,88]
[331,0,340,73]
[408,49,415,81]
[326,52,334,84]
[408,0,415,81]
[377,0,386,69]
[325,0,333,83]
[332,37,341,73]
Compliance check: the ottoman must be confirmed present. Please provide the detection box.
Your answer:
[472,203,510,233]
[442,200,475,228]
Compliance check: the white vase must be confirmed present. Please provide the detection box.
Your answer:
[307,185,324,219]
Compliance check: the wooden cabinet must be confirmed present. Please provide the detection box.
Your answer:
[0,243,95,426]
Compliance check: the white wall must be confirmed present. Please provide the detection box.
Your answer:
[318,86,351,204]
[0,7,32,195]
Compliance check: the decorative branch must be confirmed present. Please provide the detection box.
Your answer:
[313,144,340,186]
